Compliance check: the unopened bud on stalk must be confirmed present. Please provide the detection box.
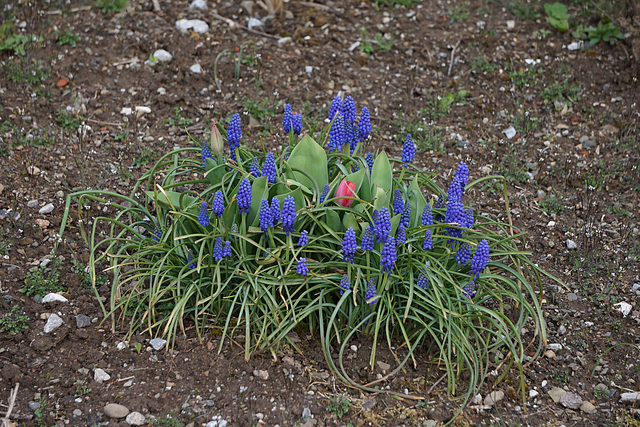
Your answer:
[210,123,224,155]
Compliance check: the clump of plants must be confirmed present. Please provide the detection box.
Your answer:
[61,97,553,405]
[0,305,30,334]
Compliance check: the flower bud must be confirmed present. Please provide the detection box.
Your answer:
[210,123,224,155]
[335,179,356,207]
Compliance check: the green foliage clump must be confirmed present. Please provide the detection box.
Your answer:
[0,305,30,334]
[22,257,65,298]
[56,29,80,46]
[545,2,570,32]
[61,99,553,406]
[55,110,85,130]
[0,21,42,55]
[572,21,624,45]
[96,0,128,13]
[4,59,50,86]
[326,396,351,418]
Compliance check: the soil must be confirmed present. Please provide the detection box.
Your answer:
[0,0,639,426]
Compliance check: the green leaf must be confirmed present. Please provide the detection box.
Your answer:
[248,177,269,226]
[371,151,392,193]
[544,2,569,32]
[373,185,389,210]
[342,212,359,231]
[204,159,225,187]
[407,175,427,228]
[287,135,328,193]
[324,209,342,233]
[147,190,196,211]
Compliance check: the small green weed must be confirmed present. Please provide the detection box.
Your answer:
[241,52,260,67]
[326,396,351,418]
[0,21,42,55]
[511,1,541,20]
[607,201,630,217]
[422,90,467,119]
[541,80,581,106]
[74,380,92,397]
[55,110,84,130]
[55,29,80,46]
[607,319,622,332]
[22,257,66,299]
[243,96,279,123]
[132,147,157,167]
[4,59,50,86]
[165,108,194,128]
[545,2,570,32]
[471,56,496,72]
[34,396,48,427]
[512,112,539,133]
[0,305,30,334]
[71,260,108,292]
[572,21,624,45]
[447,5,470,21]
[593,386,607,398]
[375,33,394,51]
[480,178,504,195]
[396,118,443,153]
[509,66,539,88]
[496,149,529,183]
[360,30,395,56]
[133,342,143,354]
[532,29,551,39]
[539,192,565,215]
[153,414,184,427]
[551,368,569,384]
[96,0,128,13]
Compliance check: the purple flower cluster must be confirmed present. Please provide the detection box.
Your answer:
[281,196,296,235]
[262,152,276,183]
[396,225,406,245]
[339,274,350,295]
[445,199,466,241]
[227,113,242,162]
[249,157,261,177]
[374,207,391,243]
[319,184,330,203]
[393,189,404,214]
[341,96,356,125]
[423,229,433,250]
[416,270,429,290]
[201,142,212,167]
[237,178,252,214]
[421,205,433,226]
[365,279,378,305]
[153,225,162,243]
[298,230,309,246]
[380,236,396,275]
[186,250,196,269]
[365,152,374,171]
[212,191,224,218]
[329,114,346,151]
[328,96,341,121]
[213,237,232,261]
[358,107,371,142]
[342,227,357,263]
[401,134,415,167]
[361,225,374,251]
[282,104,293,134]
[292,113,302,135]
[456,243,471,265]
[270,197,281,227]
[296,258,308,276]
[401,202,411,228]
[469,239,489,279]
[198,202,209,227]
[259,199,272,233]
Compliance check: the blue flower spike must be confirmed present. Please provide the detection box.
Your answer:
[342,227,357,263]
[237,178,252,215]
[198,202,209,227]
[296,258,309,277]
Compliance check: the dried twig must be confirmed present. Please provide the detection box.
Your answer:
[1,383,19,427]
[209,12,281,40]
[45,6,91,14]
[447,39,461,77]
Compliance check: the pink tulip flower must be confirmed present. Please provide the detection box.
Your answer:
[335,179,356,207]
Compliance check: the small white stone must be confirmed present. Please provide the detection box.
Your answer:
[116,341,128,350]
[42,293,68,303]
[503,126,516,139]
[188,0,207,10]
[125,411,146,426]
[135,106,151,118]
[39,203,54,214]
[547,221,556,227]
[615,302,633,317]
[94,368,111,383]
[152,49,173,62]
[529,389,539,398]
[566,239,577,249]
[567,41,584,51]
[350,345,358,352]
[548,343,562,351]
[176,19,209,34]
[121,107,133,116]
[277,37,292,45]
[27,200,39,208]
[43,314,63,333]
[305,66,313,74]
[149,338,166,351]
[506,20,515,29]
[484,390,504,407]
[247,17,263,30]
[190,64,202,74]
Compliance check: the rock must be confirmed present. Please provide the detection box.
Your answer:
[42,293,68,303]
[376,361,391,372]
[103,403,129,419]
[544,350,556,359]
[152,49,172,62]
[302,407,312,422]
[566,239,577,249]
[580,401,596,413]
[620,392,640,403]
[43,314,63,333]
[615,301,633,317]
[121,107,132,115]
[583,139,597,148]
[135,106,151,118]
[567,293,578,301]
[350,345,357,352]
[35,219,50,229]
[27,165,41,175]
[247,17,263,30]
[503,126,516,139]
[305,66,313,74]
[278,37,292,45]
[188,0,207,10]
[94,368,111,383]
[176,19,209,34]
[149,338,166,351]
[548,387,567,403]
[548,343,562,351]
[76,314,91,328]
[73,409,82,416]
[27,200,39,208]
[39,203,54,214]
[558,325,567,335]
[560,392,583,409]
[423,421,437,427]
[190,64,202,74]
[0,184,4,194]
[126,411,146,425]
[506,20,515,29]
[28,401,40,410]
[529,389,539,398]
[253,369,269,380]
[567,41,584,51]
[484,390,504,407]
[55,190,64,198]
[472,394,482,404]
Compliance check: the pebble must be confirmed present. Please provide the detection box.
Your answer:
[27,165,41,175]
[121,107,133,115]
[94,368,111,383]
[544,350,556,359]
[55,190,64,199]
[176,19,209,34]
[126,411,146,425]
[376,361,391,372]
[566,239,577,250]
[350,345,357,352]
[153,49,173,62]
[149,338,166,351]
[44,314,64,333]
[39,203,54,214]
[103,403,129,419]
[560,392,583,409]
[620,392,640,403]
[548,387,566,403]
[28,401,40,409]
[548,343,562,351]
[558,325,567,335]
[188,0,207,10]
[506,20,515,29]
[27,200,39,208]
[254,369,269,380]
[73,409,82,416]
[302,408,312,422]
[0,184,3,195]
[580,401,596,413]
[529,389,539,398]
[247,17,263,30]
[503,126,516,139]
[190,64,202,74]
[135,106,151,117]
[305,66,313,74]
[76,314,91,328]
[567,293,578,301]
[484,390,504,407]
[42,293,68,303]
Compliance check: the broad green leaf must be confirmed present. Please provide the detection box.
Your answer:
[248,177,269,226]
[373,185,389,210]
[407,175,427,228]
[371,151,392,192]
[287,135,328,193]
[324,209,342,233]
[342,212,359,232]
[147,190,196,211]
[204,160,225,187]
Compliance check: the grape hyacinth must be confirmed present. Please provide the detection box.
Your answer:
[186,253,196,269]
[198,202,209,227]
[281,196,296,235]
[374,207,391,243]
[339,274,350,295]
[417,270,429,290]
[447,176,463,203]
[227,113,242,162]
[282,104,293,134]
[342,227,357,263]
[423,229,433,250]
[393,189,404,214]
[292,113,302,135]
[319,184,330,203]
[237,178,252,214]
[259,199,272,233]
[421,204,433,226]
[201,142,212,167]
[462,282,476,299]
[401,134,415,167]
[358,107,371,141]
[396,225,406,245]
[365,279,378,305]
[262,152,276,183]
[456,243,471,265]
[328,95,341,121]
[348,121,358,155]
[401,202,411,228]
[213,237,224,261]
[464,207,474,229]
[365,152,374,171]
[222,240,232,258]
[211,191,224,218]
[296,258,309,277]
[454,161,469,196]
[381,236,397,275]
[329,114,346,151]
[298,230,309,247]
[249,157,261,177]
[445,199,466,241]
[341,95,356,125]
[270,197,281,227]
[469,239,490,279]
[361,225,374,251]
[153,224,162,243]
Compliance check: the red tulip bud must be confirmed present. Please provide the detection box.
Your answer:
[335,179,356,207]
[210,123,224,155]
